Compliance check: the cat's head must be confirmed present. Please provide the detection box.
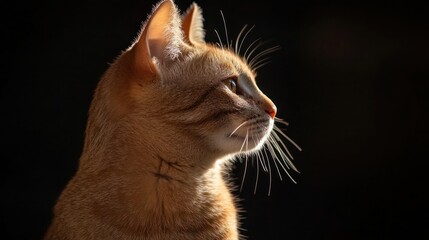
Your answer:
[94,0,283,163]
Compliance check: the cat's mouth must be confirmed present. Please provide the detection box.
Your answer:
[214,117,274,154]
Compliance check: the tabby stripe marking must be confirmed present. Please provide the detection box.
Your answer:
[151,155,188,184]
[173,82,221,113]
[178,109,240,126]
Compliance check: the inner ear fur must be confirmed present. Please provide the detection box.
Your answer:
[131,0,184,79]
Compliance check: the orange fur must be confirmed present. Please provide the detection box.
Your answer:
[45,1,279,239]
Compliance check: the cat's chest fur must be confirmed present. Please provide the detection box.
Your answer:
[49,162,238,239]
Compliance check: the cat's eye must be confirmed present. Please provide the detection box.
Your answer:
[223,78,237,93]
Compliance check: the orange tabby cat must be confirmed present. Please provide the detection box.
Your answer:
[45,0,285,239]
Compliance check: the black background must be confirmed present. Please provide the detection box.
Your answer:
[2,0,428,239]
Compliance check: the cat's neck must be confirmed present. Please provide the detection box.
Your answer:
[76,138,233,235]
[77,105,230,211]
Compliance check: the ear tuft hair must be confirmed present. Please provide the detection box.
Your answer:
[182,2,206,45]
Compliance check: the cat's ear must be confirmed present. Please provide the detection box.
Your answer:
[182,3,205,45]
[132,0,184,77]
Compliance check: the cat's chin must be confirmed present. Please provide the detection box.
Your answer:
[232,133,269,152]
[213,129,271,155]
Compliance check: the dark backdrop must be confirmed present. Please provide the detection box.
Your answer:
[2,0,428,239]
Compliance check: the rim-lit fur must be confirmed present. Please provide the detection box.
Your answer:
[44,1,292,239]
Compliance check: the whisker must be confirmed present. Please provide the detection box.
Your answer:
[256,138,268,172]
[257,150,267,172]
[239,131,248,152]
[244,41,263,64]
[252,45,280,61]
[254,150,260,194]
[263,146,273,196]
[252,59,272,72]
[229,120,249,137]
[273,125,302,151]
[240,130,249,192]
[245,129,249,152]
[240,155,248,192]
[269,135,291,170]
[266,136,284,181]
[271,132,299,173]
[243,38,261,62]
[235,24,248,54]
[238,25,255,57]
[254,131,268,172]
[271,129,294,160]
[214,29,224,50]
[252,54,275,69]
[249,45,281,68]
[250,132,260,194]
[269,136,297,183]
[274,117,289,126]
[220,10,230,49]
[262,144,270,173]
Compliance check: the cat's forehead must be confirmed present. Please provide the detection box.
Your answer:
[191,45,255,81]
[159,45,255,86]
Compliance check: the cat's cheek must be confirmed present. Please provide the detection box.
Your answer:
[211,130,246,154]
[227,115,275,154]
[210,126,259,155]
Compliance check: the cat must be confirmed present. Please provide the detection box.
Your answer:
[45,0,299,239]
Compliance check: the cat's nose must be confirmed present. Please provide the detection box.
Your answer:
[261,95,277,119]
[265,103,277,119]
[257,89,277,119]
